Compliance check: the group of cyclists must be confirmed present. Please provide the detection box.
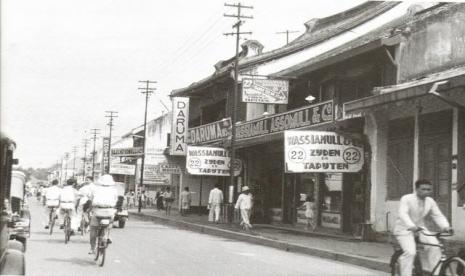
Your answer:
[42,174,119,256]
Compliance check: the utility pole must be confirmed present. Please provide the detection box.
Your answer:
[137,80,157,205]
[72,146,78,178]
[60,157,64,185]
[82,138,89,181]
[224,2,253,222]
[105,111,118,174]
[63,152,69,183]
[276,30,299,45]
[90,128,100,179]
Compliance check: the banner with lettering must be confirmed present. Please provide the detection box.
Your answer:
[186,146,241,176]
[170,97,189,155]
[284,130,364,173]
[188,118,232,145]
[242,78,289,104]
[236,100,333,140]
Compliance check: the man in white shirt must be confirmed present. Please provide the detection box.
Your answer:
[88,174,118,255]
[235,186,253,230]
[77,176,95,230]
[59,178,79,232]
[394,179,452,276]
[44,179,61,229]
[208,184,223,223]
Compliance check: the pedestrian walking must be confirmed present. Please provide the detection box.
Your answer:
[180,187,191,216]
[208,183,223,223]
[300,194,316,231]
[235,186,253,230]
[163,187,174,215]
[156,189,164,211]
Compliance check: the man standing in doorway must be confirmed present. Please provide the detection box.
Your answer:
[208,183,223,223]
[180,187,191,216]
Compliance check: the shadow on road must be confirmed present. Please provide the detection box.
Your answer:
[28,238,89,244]
[44,257,95,267]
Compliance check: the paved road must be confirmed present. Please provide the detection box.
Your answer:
[26,198,387,276]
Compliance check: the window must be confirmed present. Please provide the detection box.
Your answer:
[386,117,414,200]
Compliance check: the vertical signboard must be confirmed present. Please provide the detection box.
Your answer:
[101,137,110,174]
[170,97,189,155]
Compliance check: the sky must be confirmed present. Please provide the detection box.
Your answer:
[1,0,426,168]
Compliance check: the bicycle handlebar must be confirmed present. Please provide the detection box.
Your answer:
[416,227,454,238]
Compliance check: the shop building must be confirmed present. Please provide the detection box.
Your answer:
[169,1,461,236]
[341,3,465,240]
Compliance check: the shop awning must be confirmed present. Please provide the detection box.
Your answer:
[344,66,465,114]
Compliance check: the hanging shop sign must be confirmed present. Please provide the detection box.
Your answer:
[101,137,110,173]
[236,100,333,140]
[159,163,181,174]
[242,78,289,104]
[170,97,190,155]
[111,147,143,157]
[143,164,170,185]
[284,130,364,173]
[109,163,136,175]
[186,146,241,176]
[188,118,232,145]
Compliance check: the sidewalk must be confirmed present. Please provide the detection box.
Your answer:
[128,207,392,272]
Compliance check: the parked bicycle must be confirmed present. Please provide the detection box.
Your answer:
[390,228,465,275]
[94,216,112,266]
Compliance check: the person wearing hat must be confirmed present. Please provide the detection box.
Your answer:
[235,186,253,230]
[87,174,118,255]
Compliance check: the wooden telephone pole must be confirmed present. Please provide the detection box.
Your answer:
[224,2,253,221]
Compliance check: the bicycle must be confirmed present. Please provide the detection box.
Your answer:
[62,208,73,244]
[94,216,112,267]
[47,206,58,235]
[390,228,465,275]
[80,212,89,236]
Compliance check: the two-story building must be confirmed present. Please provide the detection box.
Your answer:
[170,1,464,238]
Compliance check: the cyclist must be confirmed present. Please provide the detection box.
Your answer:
[58,178,79,233]
[393,179,452,276]
[44,179,61,229]
[88,174,118,255]
[77,176,95,231]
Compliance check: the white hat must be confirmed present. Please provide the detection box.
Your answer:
[97,174,115,186]
[241,186,250,192]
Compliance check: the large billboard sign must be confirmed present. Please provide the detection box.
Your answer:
[188,118,232,145]
[284,131,364,173]
[236,100,333,140]
[170,97,189,155]
[186,146,241,176]
[242,78,289,104]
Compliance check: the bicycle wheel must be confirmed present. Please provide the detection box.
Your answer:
[98,240,106,267]
[64,216,71,244]
[49,211,55,235]
[390,250,423,276]
[94,235,100,261]
[439,256,465,276]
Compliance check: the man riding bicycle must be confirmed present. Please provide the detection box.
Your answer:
[44,179,61,229]
[87,174,118,255]
[77,176,95,231]
[58,178,78,233]
[394,179,453,276]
